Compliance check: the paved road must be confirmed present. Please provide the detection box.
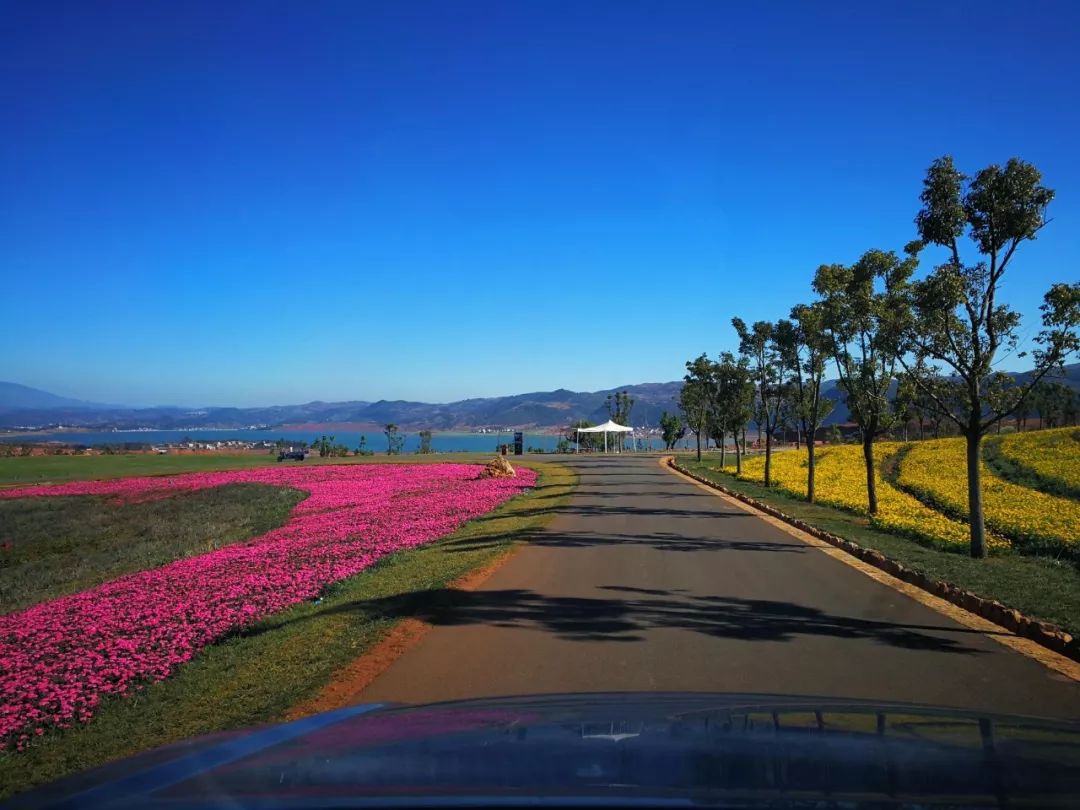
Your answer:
[359,455,1080,718]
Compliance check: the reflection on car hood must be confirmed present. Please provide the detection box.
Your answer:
[12,692,1080,809]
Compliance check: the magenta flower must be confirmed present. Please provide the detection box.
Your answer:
[0,463,535,749]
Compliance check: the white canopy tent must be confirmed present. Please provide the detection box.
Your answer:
[575,419,634,454]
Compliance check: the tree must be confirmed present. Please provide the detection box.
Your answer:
[1013,396,1033,432]
[708,410,728,464]
[712,352,754,474]
[1030,381,1078,429]
[605,391,636,451]
[897,155,1080,557]
[1067,388,1080,426]
[732,318,784,487]
[1030,382,1056,427]
[659,410,685,450]
[814,247,916,514]
[564,419,602,451]
[417,429,433,454]
[680,353,716,462]
[828,424,843,445]
[891,374,918,441]
[895,372,950,440]
[312,434,335,457]
[355,435,374,456]
[775,384,800,448]
[312,434,350,457]
[384,423,404,455]
[896,372,945,441]
[775,304,834,503]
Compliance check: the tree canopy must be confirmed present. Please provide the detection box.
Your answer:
[680,353,715,462]
[892,156,1080,556]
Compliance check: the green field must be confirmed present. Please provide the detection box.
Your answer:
[0,451,510,487]
[0,484,306,612]
[0,457,575,799]
[0,453,278,485]
[678,456,1080,639]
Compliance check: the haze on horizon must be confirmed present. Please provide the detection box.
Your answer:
[1,377,682,412]
[3,1,1079,408]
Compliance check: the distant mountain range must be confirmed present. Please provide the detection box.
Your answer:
[0,381,684,432]
[2,364,1078,433]
[0,381,116,411]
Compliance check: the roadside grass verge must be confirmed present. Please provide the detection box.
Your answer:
[0,484,305,613]
[0,460,575,800]
[677,456,1080,640]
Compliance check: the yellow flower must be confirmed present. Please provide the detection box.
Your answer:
[725,444,978,551]
[998,427,1080,494]
[897,437,1080,554]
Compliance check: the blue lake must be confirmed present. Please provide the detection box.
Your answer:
[4,429,668,453]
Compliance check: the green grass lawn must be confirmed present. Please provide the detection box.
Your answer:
[0,453,278,485]
[0,451,519,487]
[0,460,575,799]
[677,456,1080,639]
[0,484,305,613]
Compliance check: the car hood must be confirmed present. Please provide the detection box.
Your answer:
[10,692,1080,809]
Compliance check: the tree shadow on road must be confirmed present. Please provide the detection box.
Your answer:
[466,501,748,527]
[444,528,807,555]
[252,583,987,655]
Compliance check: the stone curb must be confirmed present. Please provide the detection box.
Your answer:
[668,458,1078,663]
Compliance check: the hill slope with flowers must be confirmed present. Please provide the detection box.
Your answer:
[722,432,1079,559]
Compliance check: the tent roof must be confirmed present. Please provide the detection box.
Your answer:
[576,419,633,433]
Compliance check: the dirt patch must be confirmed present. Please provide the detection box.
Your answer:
[284,545,522,720]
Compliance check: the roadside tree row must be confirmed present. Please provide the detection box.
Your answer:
[680,155,1080,558]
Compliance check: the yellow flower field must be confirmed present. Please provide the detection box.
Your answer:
[719,444,980,551]
[897,437,1080,554]
[997,427,1080,496]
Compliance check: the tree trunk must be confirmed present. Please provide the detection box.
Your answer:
[807,439,816,503]
[795,427,801,451]
[695,430,701,462]
[966,431,988,558]
[741,427,746,456]
[733,429,742,475]
[720,437,726,469]
[764,427,773,487]
[918,416,924,441]
[862,433,878,515]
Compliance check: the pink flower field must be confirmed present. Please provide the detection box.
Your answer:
[0,463,536,750]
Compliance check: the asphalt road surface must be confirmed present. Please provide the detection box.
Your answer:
[359,455,1080,718]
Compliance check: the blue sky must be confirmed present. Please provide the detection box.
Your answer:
[2,1,1078,407]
